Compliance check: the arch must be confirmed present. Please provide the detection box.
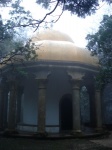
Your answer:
[59,94,73,132]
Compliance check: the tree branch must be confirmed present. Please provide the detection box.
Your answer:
[34,0,60,31]
[52,1,65,23]
[9,0,60,30]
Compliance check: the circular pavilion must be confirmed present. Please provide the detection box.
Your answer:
[0,29,102,136]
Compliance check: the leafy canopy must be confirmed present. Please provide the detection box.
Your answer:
[1,0,112,30]
[36,0,112,17]
[86,15,112,88]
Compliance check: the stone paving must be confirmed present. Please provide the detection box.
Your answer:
[91,131,112,148]
[0,137,112,150]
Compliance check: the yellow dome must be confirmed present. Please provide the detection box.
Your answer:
[32,29,74,43]
[32,29,99,67]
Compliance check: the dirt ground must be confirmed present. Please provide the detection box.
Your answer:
[0,137,112,150]
[91,131,112,148]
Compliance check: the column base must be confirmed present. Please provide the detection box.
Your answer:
[0,127,4,131]
[95,127,103,133]
[34,131,48,137]
[3,129,18,136]
[71,130,82,136]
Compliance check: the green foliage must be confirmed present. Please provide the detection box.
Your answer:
[86,15,112,88]
[36,0,112,17]
[62,0,98,17]
[0,38,38,78]
[1,39,37,63]
[0,0,37,68]
[14,39,38,61]
[0,19,37,75]
[9,0,33,28]
[36,0,50,9]
[0,15,15,56]
[0,0,11,5]
[1,0,112,30]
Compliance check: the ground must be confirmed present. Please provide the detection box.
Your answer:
[0,137,112,150]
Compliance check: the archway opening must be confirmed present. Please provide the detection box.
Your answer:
[59,94,73,132]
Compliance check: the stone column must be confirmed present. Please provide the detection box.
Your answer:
[72,79,81,133]
[0,77,8,131]
[16,86,24,124]
[95,90,102,131]
[67,71,84,134]
[88,87,96,127]
[3,88,9,129]
[0,85,4,130]
[8,81,17,131]
[36,78,47,134]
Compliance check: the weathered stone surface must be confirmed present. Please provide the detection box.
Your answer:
[72,79,82,133]
[8,81,17,130]
[36,78,48,133]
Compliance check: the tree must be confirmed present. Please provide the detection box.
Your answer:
[0,0,11,5]
[0,14,37,74]
[86,15,112,87]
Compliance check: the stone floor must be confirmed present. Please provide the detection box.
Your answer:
[1,130,112,150]
[91,131,112,148]
[0,137,112,150]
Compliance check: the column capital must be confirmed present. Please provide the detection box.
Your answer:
[67,70,84,90]
[35,71,51,79]
[67,71,84,90]
[71,79,82,90]
[36,78,48,89]
[67,70,84,80]
[0,76,8,91]
[35,71,50,89]
[8,80,17,92]
[95,89,101,93]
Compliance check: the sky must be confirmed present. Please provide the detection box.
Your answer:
[1,0,112,48]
